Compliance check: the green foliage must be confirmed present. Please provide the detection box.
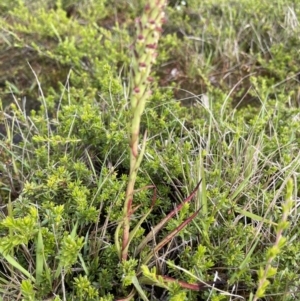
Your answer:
[73,275,99,301]
[0,0,125,108]
[21,279,36,301]
[0,207,38,253]
[0,0,300,300]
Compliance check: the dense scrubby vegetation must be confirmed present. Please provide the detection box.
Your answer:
[1,0,300,300]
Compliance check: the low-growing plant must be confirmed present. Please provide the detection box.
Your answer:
[1,0,300,301]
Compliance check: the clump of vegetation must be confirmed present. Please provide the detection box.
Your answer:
[0,0,300,300]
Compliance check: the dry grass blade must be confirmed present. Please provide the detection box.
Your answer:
[143,208,201,266]
[135,179,202,256]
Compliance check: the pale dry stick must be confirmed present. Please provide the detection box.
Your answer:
[114,0,168,261]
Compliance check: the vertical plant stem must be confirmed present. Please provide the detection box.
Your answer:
[119,0,168,261]
[252,178,294,301]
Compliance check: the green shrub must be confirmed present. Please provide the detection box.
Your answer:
[1,0,300,300]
